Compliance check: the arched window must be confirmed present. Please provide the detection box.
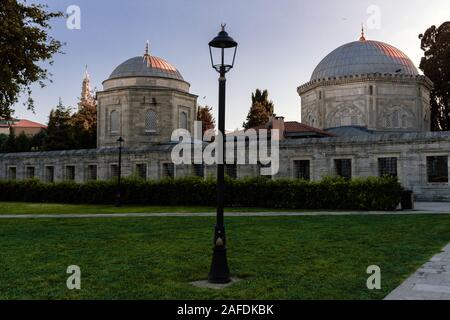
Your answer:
[392,110,399,128]
[145,110,157,133]
[180,111,188,130]
[110,110,119,133]
[401,115,408,128]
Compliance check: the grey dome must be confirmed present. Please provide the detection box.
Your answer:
[311,40,418,81]
[109,56,184,81]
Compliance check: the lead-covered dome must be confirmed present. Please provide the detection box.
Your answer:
[311,39,418,81]
[108,55,184,81]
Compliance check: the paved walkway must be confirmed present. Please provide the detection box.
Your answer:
[385,243,450,300]
[1,202,449,219]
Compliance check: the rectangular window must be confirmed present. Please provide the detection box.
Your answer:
[293,160,310,181]
[86,165,97,181]
[378,157,398,177]
[7,167,17,180]
[335,159,352,180]
[427,156,448,183]
[110,164,119,180]
[145,110,157,133]
[26,166,35,179]
[162,163,175,179]
[225,164,237,179]
[193,164,204,178]
[45,166,54,183]
[259,162,272,179]
[135,163,147,180]
[65,165,76,181]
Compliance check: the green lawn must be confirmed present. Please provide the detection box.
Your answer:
[0,202,304,215]
[1,214,449,299]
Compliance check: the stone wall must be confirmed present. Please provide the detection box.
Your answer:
[298,74,432,132]
[97,80,197,149]
[2,132,450,201]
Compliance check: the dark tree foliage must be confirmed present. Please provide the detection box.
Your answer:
[243,89,275,129]
[42,99,76,151]
[0,134,8,150]
[419,22,450,131]
[0,0,63,118]
[196,105,215,135]
[71,103,97,149]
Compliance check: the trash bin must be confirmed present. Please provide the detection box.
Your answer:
[401,190,414,210]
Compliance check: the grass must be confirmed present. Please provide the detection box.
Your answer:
[1,214,450,299]
[0,202,313,215]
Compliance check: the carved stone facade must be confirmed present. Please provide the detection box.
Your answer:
[298,74,432,132]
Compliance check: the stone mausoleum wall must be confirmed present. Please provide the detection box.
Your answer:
[2,132,450,201]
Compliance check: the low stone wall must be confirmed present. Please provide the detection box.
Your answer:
[1,132,450,201]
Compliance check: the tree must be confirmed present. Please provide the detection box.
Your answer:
[15,132,31,152]
[3,128,17,153]
[0,134,8,152]
[43,99,75,151]
[243,89,275,129]
[0,0,63,118]
[419,22,450,131]
[71,103,97,149]
[30,130,47,151]
[196,105,215,135]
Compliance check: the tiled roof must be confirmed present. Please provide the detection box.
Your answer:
[284,121,334,136]
[239,121,335,138]
[10,119,47,129]
[108,56,184,81]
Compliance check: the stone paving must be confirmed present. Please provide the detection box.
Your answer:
[0,202,449,219]
[385,244,450,300]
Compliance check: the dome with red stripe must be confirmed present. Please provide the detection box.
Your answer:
[109,55,184,81]
[311,39,418,81]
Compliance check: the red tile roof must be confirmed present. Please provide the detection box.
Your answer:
[10,119,47,129]
[283,121,334,136]
[243,121,334,137]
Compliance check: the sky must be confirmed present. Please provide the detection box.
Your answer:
[14,0,450,131]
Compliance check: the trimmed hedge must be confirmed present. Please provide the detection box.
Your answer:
[0,176,402,210]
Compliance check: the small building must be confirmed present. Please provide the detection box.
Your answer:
[0,119,47,136]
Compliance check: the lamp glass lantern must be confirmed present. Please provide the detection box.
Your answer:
[209,25,238,74]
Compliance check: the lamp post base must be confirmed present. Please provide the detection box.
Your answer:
[208,245,231,284]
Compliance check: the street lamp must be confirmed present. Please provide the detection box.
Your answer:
[208,24,238,284]
[116,137,124,207]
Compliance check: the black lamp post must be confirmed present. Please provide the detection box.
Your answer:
[208,24,238,284]
[116,137,124,207]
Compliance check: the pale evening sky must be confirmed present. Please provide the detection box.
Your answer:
[14,0,450,130]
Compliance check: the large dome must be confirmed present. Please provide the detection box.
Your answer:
[310,39,418,81]
[108,55,184,81]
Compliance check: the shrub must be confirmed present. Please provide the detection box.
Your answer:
[0,176,402,210]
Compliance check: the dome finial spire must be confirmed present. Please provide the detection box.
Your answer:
[359,23,366,41]
[143,40,152,67]
[83,64,89,80]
